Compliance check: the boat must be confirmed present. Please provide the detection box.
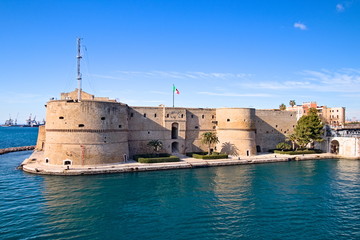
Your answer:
[22,114,44,127]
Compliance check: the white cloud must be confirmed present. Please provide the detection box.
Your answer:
[114,71,251,81]
[300,68,360,92]
[336,3,345,12]
[197,92,272,97]
[294,22,307,30]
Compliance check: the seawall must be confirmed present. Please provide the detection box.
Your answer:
[20,151,353,176]
[0,146,35,155]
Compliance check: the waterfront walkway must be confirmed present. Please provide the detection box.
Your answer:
[20,151,344,176]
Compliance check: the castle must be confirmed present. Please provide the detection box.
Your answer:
[35,89,297,166]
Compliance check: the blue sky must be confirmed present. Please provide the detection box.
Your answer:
[1,0,360,123]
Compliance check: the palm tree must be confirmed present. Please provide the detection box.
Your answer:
[147,140,163,155]
[201,132,220,155]
[289,100,296,107]
[279,103,286,110]
[286,134,297,150]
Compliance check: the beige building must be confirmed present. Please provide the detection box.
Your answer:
[286,102,345,126]
[35,89,297,166]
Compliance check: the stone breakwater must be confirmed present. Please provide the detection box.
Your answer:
[0,146,35,155]
[20,151,345,176]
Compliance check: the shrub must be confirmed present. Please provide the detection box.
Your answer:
[186,152,207,157]
[274,149,322,155]
[276,142,292,151]
[137,155,180,163]
[186,152,221,157]
[192,154,228,159]
[133,153,170,161]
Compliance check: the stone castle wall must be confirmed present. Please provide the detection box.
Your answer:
[255,110,297,152]
[38,90,298,166]
[43,100,129,165]
[216,108,256,156]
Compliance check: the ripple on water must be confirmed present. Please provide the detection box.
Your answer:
[1,153,360,240]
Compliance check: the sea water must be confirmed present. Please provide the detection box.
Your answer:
[0,129,359,239]
[0,127,38,148]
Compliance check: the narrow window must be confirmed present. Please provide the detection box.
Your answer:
[276,125,278,128]
[119,125,122,128]
[202,115,204,119]
[101,117,105,120]
[154,113,157,117]
[227,119,230,122]
[130,113,134,117]
[167,114,169,118]
[59,116,64,119]
[148,131,150,134]
[181,114,184,118]
[212,115,215,119]
[78,124,84,127]
[45,158,49,163]
[191,115,194,118]
[144,113,146,118]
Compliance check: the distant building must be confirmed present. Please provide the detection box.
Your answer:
[286,102,345,127]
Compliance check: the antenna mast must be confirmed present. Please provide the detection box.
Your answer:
[77,38,82,101]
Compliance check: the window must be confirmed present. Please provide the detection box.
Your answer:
[101,117,105,120]
[154,113,157,117]
[167,114,169,118]
[78,124,84,127]
[181,114,184,118]
[195,126,199,129]
[143,113,146,118]
[212,115,215,119]
[45,158,49,163]
[130,113,134,117]
[59,116,64,119]
[202,115,204,119]
[191,115,194,118]
[64,160,72,165]
[119,125,122,128]
[227,119,230,122]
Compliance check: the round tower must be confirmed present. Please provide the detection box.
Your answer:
[43,100,129,166]
[215,108,256,156]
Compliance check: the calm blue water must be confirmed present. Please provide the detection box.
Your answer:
[0,127,38,148]
[0,129,360,239]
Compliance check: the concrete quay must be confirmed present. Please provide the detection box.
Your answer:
[20,151,343,176]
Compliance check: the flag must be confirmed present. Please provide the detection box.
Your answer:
[173,85,180,94]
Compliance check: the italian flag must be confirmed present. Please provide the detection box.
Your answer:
[173,85,180,94]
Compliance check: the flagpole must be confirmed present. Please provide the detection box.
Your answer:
[172,84,175,107]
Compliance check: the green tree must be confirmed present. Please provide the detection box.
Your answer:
[201,132,220,155]
[279,103,286,110]
[276,142,292,151]
[293,108,324,149]
[289,100,296,107]
[147,140,163,155]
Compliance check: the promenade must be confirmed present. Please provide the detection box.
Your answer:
[20,151,342,176]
